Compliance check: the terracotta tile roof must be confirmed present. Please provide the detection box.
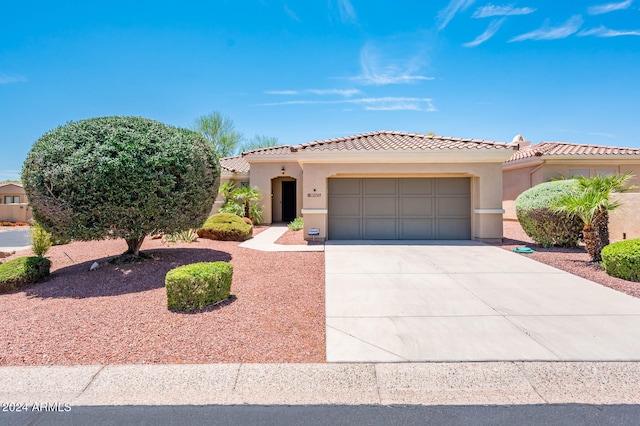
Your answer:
[296,131,514,152]
[219,155,250,173]
[506,141,640,163]
[242,145,296,156]
[0,181,23,188]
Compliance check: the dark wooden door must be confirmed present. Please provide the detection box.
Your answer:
[282,181,297,222]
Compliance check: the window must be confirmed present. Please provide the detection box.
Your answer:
[3,196,20,204]
[568,168,590,178]
[240,182,250,187]
[595,168,616,177]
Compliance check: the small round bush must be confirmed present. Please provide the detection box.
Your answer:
[602,239,640,282]
[0,256,51,293]
[197,213,252,241]
[516,180,583,247]
[165,261,233,311]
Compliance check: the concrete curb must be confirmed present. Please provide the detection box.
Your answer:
[2,362,640,406]
[240,226,324,252]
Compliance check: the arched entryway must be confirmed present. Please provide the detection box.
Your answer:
[271,177,297,223]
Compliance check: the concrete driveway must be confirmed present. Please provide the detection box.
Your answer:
[325,241,640,362]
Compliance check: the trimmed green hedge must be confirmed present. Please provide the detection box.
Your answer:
[197,213,252,241]
[602,239,640,282]
[165,261,233,312]
[0,256,51,293]
[515,180,583,247]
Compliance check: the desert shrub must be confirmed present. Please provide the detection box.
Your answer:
[0,256,51,293]
[288,217,303,231]
[242,217,253,226]
[602,239,640,282]
[30,221,52,257]
[165,261,233,311]
[197,213,252,241]
[516,180,583,247]
[165,229,198,243]
[22,116,220,257]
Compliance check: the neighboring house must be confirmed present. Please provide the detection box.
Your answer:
[503,135,640,241]
[0,182,32,222]
[220,131,516,242]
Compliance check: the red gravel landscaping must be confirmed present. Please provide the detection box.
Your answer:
[494,221,640,299]
[0,234,325,366]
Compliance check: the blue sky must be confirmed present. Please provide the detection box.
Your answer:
[1,0,639,180]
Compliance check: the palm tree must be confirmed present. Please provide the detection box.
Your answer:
[232,186,262,219]
[573,173,636,253]
[553,187,619,261]
[219,182,236,205]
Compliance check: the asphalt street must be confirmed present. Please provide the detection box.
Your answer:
[2,404,640,426]
[0,228,30,248]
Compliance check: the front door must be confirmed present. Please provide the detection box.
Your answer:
[282,181,297,222]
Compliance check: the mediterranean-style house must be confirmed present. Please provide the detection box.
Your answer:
[219,131,640,243]
[0,182,32,222]
[220,131,516,242]
[503,135,640,241]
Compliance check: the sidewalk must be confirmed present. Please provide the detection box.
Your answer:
[3,362,640,406]
[240,224,324,252]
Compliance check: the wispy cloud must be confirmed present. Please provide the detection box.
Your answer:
[353,44,433,85]
[464,18,506,47]
[588,0,633,15]
[329,0,357,24]
[0,73,27,84]
[438,0,476,30]
[265,88,361,97]
[284,4,302,22]
[579,25,640,36]
[510,15,584,41]
[257,97,437,112]
[472,4,536,18]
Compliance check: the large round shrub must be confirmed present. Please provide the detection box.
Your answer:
[515,180,583,247]
[22,116,220,256]
[602,239,640,282]
[197,213,252,241]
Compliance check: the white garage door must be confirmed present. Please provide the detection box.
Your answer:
[328,178,471,240]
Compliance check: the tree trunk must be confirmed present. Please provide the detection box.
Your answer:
[582,225,601,262]
[594,208,610,251]
[244,202,250,218]
[125,237,145,256]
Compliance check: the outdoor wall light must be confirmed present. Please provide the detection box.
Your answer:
[281,166,285,175]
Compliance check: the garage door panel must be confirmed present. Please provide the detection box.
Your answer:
[364,219,396,239]
[400,219,434,239]
[328,178,471,240]
[401,178,433,195]
[364,179,396,195]
[437,198,471,216]
[364,197,397,216]
[401,197,433,217]
[331,197,361,216]
[437,219,471,239]
[437,178,470,195]
[330,218,362,239]
[329,178,360,195]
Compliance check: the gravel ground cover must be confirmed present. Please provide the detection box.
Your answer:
[0,232,325,366]
[275,229,323,246]
[494,221,640,299]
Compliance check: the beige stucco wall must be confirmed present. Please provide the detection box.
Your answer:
[609,193,640,242]
[298,161,505,242]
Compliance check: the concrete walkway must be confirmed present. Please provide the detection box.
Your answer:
[239,224,324,252]
[3,362,640,406]
[326,241,640,362]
